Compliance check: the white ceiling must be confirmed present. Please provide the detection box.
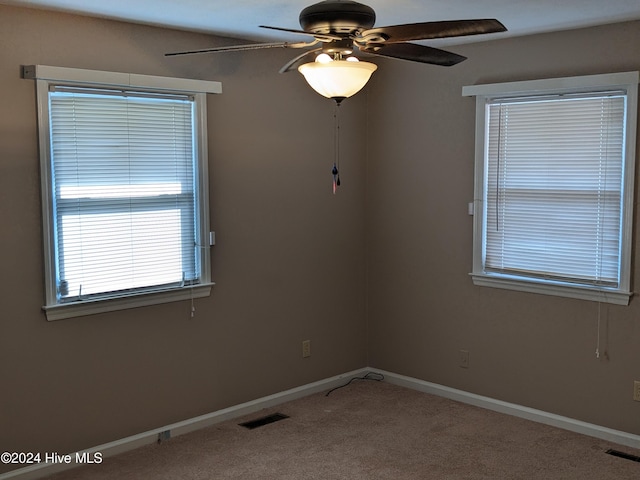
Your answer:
[3,0,640,46]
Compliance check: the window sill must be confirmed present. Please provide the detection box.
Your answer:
[470,273,631,306]
[42,283,214,321]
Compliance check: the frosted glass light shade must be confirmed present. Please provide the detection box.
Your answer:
[298,60,377,100]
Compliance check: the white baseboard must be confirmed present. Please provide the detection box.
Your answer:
[0,368,369,480]
[4,366,639,480]
[377,368,640,450]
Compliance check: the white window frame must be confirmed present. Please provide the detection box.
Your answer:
[463,72,638,305]
[25,65,222,320]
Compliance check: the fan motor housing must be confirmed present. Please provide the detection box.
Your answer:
[299,0,376,34]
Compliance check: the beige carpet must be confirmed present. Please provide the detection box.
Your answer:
[45,378,640,479]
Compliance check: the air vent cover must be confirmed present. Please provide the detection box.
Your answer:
[239,413,289,430]
[606,449,640,462]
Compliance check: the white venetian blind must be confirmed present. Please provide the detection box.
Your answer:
[49,86,199,301]
[484,92,626,287]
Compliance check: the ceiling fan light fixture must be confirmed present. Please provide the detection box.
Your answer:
[315,53,333,63]
[298,59,377,100]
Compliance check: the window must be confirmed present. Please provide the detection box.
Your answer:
[26,65,222,320]
[463,72,638,305]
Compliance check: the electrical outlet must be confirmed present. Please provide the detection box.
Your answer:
[633,381,640,402]
[302,340,311,358]
[459,350,469,369]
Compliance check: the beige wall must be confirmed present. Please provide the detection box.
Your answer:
[2,3,640,475]
[366,21,640,435]
[0,5,367,472]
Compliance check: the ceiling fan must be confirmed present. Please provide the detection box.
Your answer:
[166,0,507,100]
[166,0,506,193]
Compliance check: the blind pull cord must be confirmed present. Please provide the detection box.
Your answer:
[595,301,609,360]
[595,301,601,359]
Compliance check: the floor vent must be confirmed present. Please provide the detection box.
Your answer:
[239,413,289,430]
[606,449,640,462]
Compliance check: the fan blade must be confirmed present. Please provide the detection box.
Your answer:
[166,42,288,56]
[165,40,318,57]
[260,25,343,41]
[361,19,506,44]
[363,43,466,67]
[279,48,322,73]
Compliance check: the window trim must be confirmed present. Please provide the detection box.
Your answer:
[463,72,638,305]
[25,65,221,320]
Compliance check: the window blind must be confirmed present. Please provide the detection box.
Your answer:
[49,87,199,301]
[484,92,626,287]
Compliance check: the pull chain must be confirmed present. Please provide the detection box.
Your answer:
[332,99,341,194]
